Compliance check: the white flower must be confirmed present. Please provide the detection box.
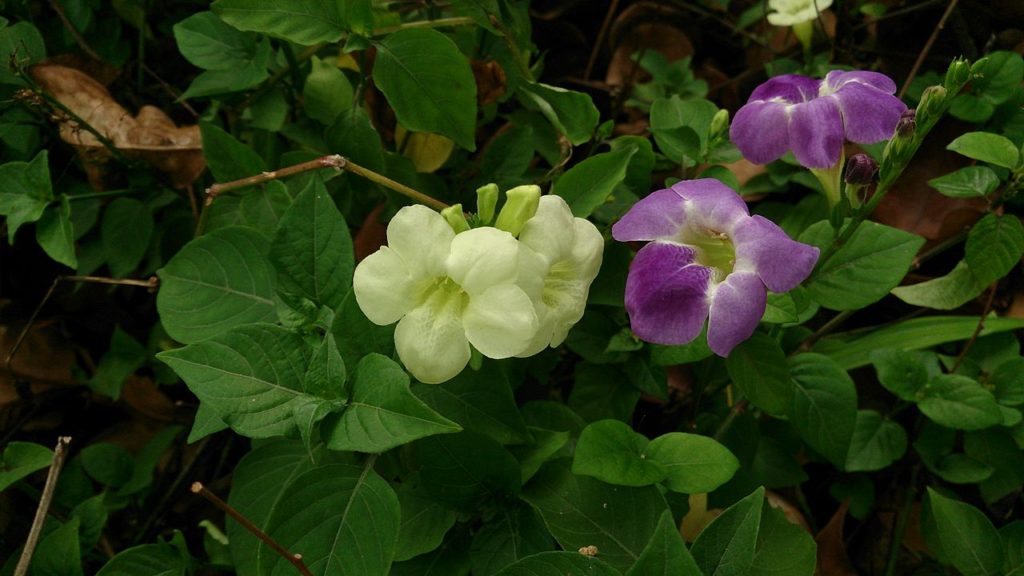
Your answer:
[515,196,604,357]
[767,0,833,26]
[354,205,538,383]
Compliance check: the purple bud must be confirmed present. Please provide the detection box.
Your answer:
[896,109,916,137]
[844,154,878,185]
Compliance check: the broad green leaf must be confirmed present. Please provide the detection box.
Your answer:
[303,56,353,125]
[930,454,994,484]
[80,443,134,487]
[412,362,532,444]
[749,500,816,576]
[0,441,53,493]
[801,220,924,310]
[304,332,347,400]
[101,198,153,277]
[36,194,76,268]
[869,348,927,401]
[96,544,186,576]
[326,107,386,174]
[493,552,620,576]
[414,431,521,512]
[390,527,472,575]
[928,166,1000,198]
[918,374,1002,431]
[270,177,353,311]
[0,150,52,242]
[0,21,46,85]
[572,419,665,487]
[157,226,277,343]
[180,62,268,99]
[188,403,228,443]
[322,354,459,453]
[552,146,637,217]
[32,517,83,576]
[522,460,668,572]
[992,357,1024,406]
[625,510,701,576]
[890,259,988,310]
[204,180,292,237]
[71,494,108,558]
[644,432,739,493]
[469,505,553,575]
[212,0,352,44]
[949,94,995,123]
[374,28,477,150]
[649,96,719,164]
[788,353,858,467]
[925,488,1003,576]
[510,427,571,484]
[1003,521,1024,576]
[725,332,792,416]
[964,429,1024,504]
[690,486,764,576]
[966,213,1024,284]
[200,123,267,182]
[844,410,907,472]
[611,135,655,195]
[157,324,312,438]
[173,11,259,70]
[518,82,599,146]
[90,327,147,399]
[947,131,1020,169]
[264,462,401,576]
[331,289,394,370]
[394,480,457,562]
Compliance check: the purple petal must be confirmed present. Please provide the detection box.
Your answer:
[748,74,820,104]
[731,100,791,165]
[707,271,766,356]
[823,70,897,94]
[671,179,750,232]
[612,188,686,242]
[788,97,844,168]
[732,215,819,292]
[624,242,711,346]
[832,82,907,144]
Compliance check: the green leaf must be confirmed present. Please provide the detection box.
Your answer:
[788,353,858,467]
[992,357,1024,406]
[964,429,1024,504]
[200,123,267,182]
[212,0,353,44]
[801,220,925,311]
[72,493,109,554]
[494,552,621,576]
[90,327,147,399]
[971,51,1024,105]
[749,499,817,576]
[36,194,76,268]
[644,432,739,493]
[870,348,927,401]
[80,443,134,487]
[33,518,83,576]
[270,177,353,311]
[101,198,153,277]
[157,324,313,438]
[0,441,53,493]
[518,82,599,146]
[180,62,268,99]
[96,544,186,576]
[469,505,554,575]
[649,97,719,164]
[304,332,347,400]
[690,486,764,576]
[394,479,457,562]
[511,427,571,484]
[1002,521,1024,576]
[157,226,277,344]
[322,354,459,453]
[918,374,1002,431]
[552,146,637,217]
[625,510,701,576]
[173,11,259,70]
[928,166,1001,198]
[0,150,52,242]
[263,462,401,576]
[572,419,665,487]
[187,403,228,443]
[522,460,668,572]
[844,410,907,472]
[390,526,472,575]
[930,454,994,484]
[303,55,353,125]
[412,362,532,445]
[325,107,386,174]
[947,131,1021,169]
[949,94,995,123]
[725,332,793,416]
[118,426,182,496]
[925,488,1004,576]
[414,431,521,512]
[569,362,640,423]
[0,21,46,85]
[374,28,477,150]
[890,259,988,310]
[966,213,1024,284]
[331,289,394,369]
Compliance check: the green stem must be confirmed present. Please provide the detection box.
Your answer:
[66,189,146,202]
[884,464,919,576]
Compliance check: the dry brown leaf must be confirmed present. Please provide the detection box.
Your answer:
[471,59,507,106]
[815,501,857,576]
[605,3,694,88]
[29,63,205,189]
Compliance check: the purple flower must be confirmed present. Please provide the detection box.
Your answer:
[612,179,819,356]
[730,70,907,169]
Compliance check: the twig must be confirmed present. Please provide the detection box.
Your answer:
[47,0,102,61]
[14,436,72,576]
[798,310,855,351]
[143,64,199,118]
[898,0,960,98]
[191,482,313,576]
[584,0,620,80]
[713,399,749,441]
[949,280,999,373]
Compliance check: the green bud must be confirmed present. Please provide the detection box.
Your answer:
[916,85,947,129]
[970,57,990,77]
[944,58,971,93]
[441,203,470,233]
[709,109,730,142]
[476,183,499,225]
[494,184,541,237]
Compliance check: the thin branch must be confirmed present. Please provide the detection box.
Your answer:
[950,280,999,373]
[898,0,960,99]
[14,436,72,576]
[47,0,102,61]
[191,482,313,576]
[584,0,620,80]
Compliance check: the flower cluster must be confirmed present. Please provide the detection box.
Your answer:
[612,179,819,356]
[353,188,603,383]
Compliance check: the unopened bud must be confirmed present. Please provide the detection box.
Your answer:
[494,184,541,237]
[844,153,878,186]
[970,57,990,78]
[917,85,947,128]
[709,109,730,142]
[476,183,498,225]
[895,109,916,138]
[441,203,470,233]
[944,58,971,93]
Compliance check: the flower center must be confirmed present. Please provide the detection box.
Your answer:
[417,276,469,316]
[682,226,736,281]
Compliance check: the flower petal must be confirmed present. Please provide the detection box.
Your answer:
[788,97,844,168]
[387,205,453,278]
[611,188,686,242]
[353,247,418,325]
[672,179,751,231]
[519,195,576,264]
[394,291,471,384]
[823,70,897,94]
[446,227,520,295]
[624,242,711,345]
[731,100,792,165]
[707,271,767,356]
[464,284,538,359]
[831,82,907,144]
[748,74,820,103]
[732,215,819,292]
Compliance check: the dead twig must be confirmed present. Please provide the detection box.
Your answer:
[14,436,72,576]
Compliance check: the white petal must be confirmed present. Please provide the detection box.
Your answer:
[387,205,453,278]
[446,227,520,295]
[393,289,471,384]
[518,196,576,264]
[516,243,549,307]
[464,284,538,359]
[569,217,605,281]
[353,247,418,325]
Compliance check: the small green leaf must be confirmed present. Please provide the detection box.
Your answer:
[644,432,739,493]
[649,96,719,164]
[33,518,83,576]
[844,410,907,472]
[749,499,817,575]
[789,353,858,467]
[118,426,183,496]
[36,194,76,268]
[510,427,570,484]
[691,486,764,576]
[992,357,1024,406]
[964,429,1024,504]
[173,11,260,70]
[180,62,268,99]
[200,123,267,182]
[625,510,701,576]
[101,198,153,277]
[918,374,1002,431]
[212,0,352,44]
[725,332,793,416]
[552,146,637,217]
[870,348,927,401]
[890,259,988,310]
[925,488,1004,576]
[303,55,353,125]
[930,454,994,484]
[326,107,386,174]
[96,543,186,576]
[304,332,347,399]
[572,419,665,487]
[966,213,1024,284]
[518,82,599,146]
[90,327,147,399]
[0,150,52,242]
[971,51,1024,105]
[394,480,457,562]
[80,443,134,487]
[947,131,1021,169]
[0,441,53,493]
[928,166,1000,198]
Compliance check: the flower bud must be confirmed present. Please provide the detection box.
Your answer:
[476,183,499,225]
[916,85,947,129]
[895,108,916,138]
[709,108,730,142]
[494,184,541,237]
[441,203,470,233]
[844,153,878,186]
[944,58,971,93]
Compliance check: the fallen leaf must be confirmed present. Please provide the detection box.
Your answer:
[605,3,694,88]
[471,59,507,105]
[816,501,857,576]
